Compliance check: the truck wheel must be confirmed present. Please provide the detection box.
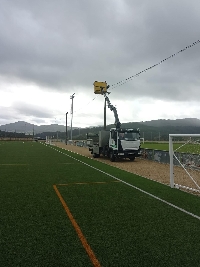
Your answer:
[93,153,99,158]
[129,156,135,161]
[110,152,115,162]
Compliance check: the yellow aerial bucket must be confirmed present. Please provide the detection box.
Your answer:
[93,81,107,94]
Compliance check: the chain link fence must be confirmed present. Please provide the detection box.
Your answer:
[141,148,200,169]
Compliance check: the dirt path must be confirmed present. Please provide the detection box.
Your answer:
[53,142,200,194]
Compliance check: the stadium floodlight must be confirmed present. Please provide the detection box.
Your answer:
[66,112,68,145]
[70,93,75,140]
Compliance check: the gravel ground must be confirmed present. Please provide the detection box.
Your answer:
[53,142,200,195]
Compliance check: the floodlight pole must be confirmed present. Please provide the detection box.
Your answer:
[102,86,110,130]
[66,112,68,145]
[104,97,106,130]
[70,93,75,140]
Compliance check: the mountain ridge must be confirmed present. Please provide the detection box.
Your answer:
[1,118,200,134]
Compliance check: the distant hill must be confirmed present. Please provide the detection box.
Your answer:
[0,121,69,134]
[1,118,200,141]
[138,118,200,127]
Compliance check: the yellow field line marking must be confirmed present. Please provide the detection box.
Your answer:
[53,185,101,267]
[57,180,121,186]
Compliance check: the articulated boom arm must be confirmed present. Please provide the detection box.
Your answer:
[104,93,121,129]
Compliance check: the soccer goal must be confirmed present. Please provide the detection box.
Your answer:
[169,134,200,194]
[45,136,52,145]
[140,137,144,144]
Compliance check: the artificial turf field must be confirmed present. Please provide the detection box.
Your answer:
[0,141,200,267]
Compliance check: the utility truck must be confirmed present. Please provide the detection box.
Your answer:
[87,82,141,161]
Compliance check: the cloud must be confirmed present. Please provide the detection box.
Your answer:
[1,0,200,126]
[12,101,53,118]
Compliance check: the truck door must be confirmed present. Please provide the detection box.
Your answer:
[109,130,118,150]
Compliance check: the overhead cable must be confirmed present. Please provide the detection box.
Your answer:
[74,96,98,113]
[110,39,200,89]
[74,39,200,113]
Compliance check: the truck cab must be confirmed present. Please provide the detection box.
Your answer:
[109,128,140,161]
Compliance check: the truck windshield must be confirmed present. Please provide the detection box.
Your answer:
[119,132,139,141]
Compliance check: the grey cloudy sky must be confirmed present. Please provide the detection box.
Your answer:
[1,0,200,128]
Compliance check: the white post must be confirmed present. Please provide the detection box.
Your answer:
[169,133,200,191]
[70,93,75,141]
[169,135,174,188]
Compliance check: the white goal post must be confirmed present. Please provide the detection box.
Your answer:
[46,136,52,145]
[140,137,144,144]
[169,134,200,192]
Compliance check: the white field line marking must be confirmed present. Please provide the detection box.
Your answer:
[0,163,29,165]
[42,144,200,221]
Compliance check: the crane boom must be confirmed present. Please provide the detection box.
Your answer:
[103,93,121,129]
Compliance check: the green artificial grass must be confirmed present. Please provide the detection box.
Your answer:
[141,142,200,154]
[0,141,200,266]
[0,142,93,266]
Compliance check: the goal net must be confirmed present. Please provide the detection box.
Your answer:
[169,134,200,195]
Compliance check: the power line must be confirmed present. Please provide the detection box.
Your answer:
[74,95,99,113]
[73,39,200,114]
[110,39,200,89]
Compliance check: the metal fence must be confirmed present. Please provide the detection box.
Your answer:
[141,148,200,169]
[62,140,200,169]
[63,140,87,147]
